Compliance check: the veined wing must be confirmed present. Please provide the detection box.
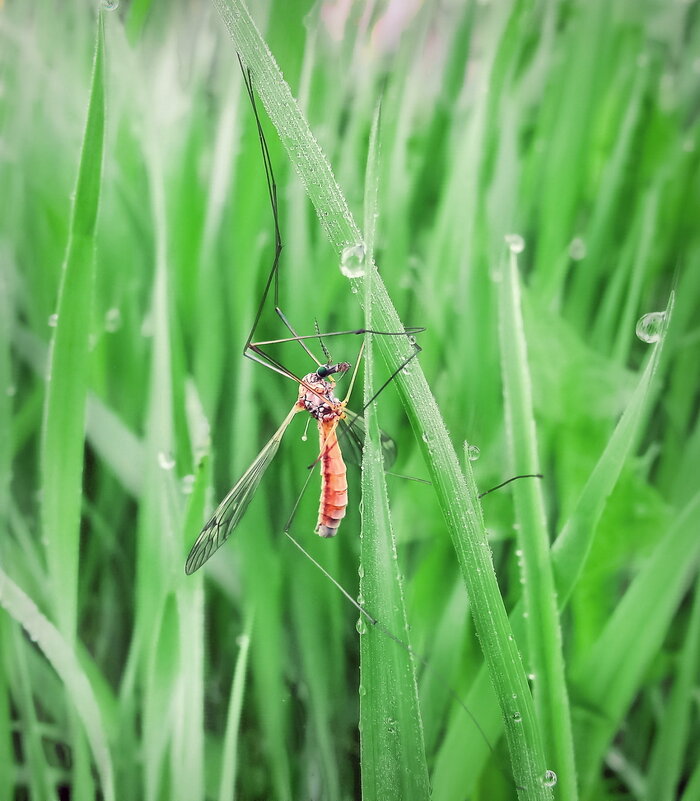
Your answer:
[340,408,397,470]
[185,405,300,575]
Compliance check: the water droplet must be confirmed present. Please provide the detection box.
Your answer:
[386,717,398,735]
[340,243,366,278]
[301,434,307,442]
[105,307,122,332]
[543,770,557,787]
[358,684,367,697]
[504,234,525,254]
[421,432,430,443]
[467,444,480,462]
[356,616,368,635]
[636,311,666,343]
[48,313,58,327]
[102,0,119,8]
[158,452,175,470]
[512,711,522,722]
[568,237,587,261]
[527,672,536,681]
[350,285,358,294]
[181,474,195,494]
[358,564,364,579]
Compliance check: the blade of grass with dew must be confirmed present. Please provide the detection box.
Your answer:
[217,611,252,801]
[551,291,674,602]
[0,566,116,801]
[644,575,700,801]
[37,14,105,796]
[499,247,577,796]
[171,449,208,801]
[358,100,430,801]
[432,292,673,794]
[571,489,700,796]
[210,2,552,797]
[40,5,105,641]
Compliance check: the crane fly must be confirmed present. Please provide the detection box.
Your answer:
[185,350,382,574]
[184,61,422,575]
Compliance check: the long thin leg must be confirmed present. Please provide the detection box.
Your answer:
[239,58,321,366]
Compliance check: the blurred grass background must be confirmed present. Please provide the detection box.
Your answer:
[1,0,699,800]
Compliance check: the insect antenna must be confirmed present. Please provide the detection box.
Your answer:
[315,319,332,364]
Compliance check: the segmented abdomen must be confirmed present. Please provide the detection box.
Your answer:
[316,419,347,538]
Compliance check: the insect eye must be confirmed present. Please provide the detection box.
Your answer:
[317,365,330,378]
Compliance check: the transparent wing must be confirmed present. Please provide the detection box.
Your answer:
[185,406,299,575]
[341,408,397,470]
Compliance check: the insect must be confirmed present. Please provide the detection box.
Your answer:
[184,62,421,575]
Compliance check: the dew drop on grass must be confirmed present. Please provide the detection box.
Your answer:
[636,311,666,343]
[356,616,368,635]
[504,233,525,254]
[181,474,195,494]
[543,770,558,788]
[467,444,480,462]
[158,452,175,470]
[105,307,122,332]
[512,711,522,723]
[357,564,364,579]
[421,432,430,443]
[48,313,58,327]
[340,243,366,278]
[102,0,119,8]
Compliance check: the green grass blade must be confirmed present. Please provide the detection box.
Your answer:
[498,248,577,797]
[644,576,700,801]
[358,101,430,801]
[0,566,115,801]
[40,6,105,640]
[218,613,252,801]
[552,292,674,603]
[570,490,700,793]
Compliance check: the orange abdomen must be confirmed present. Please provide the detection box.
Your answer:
[316,419,347,538]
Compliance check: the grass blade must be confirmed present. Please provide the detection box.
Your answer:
[40,5,105,639]
[0,566,115,801]
[498,248,577,796]
[358,101,430,801]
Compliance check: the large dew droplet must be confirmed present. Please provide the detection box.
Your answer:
[543,770,558,788]
[467,444,481,462]
[340,244,366,278]
[635,311,666,343]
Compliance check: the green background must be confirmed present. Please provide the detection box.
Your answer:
[1,1,698,800]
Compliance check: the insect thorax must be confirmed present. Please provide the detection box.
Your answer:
[299,373,344,422]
